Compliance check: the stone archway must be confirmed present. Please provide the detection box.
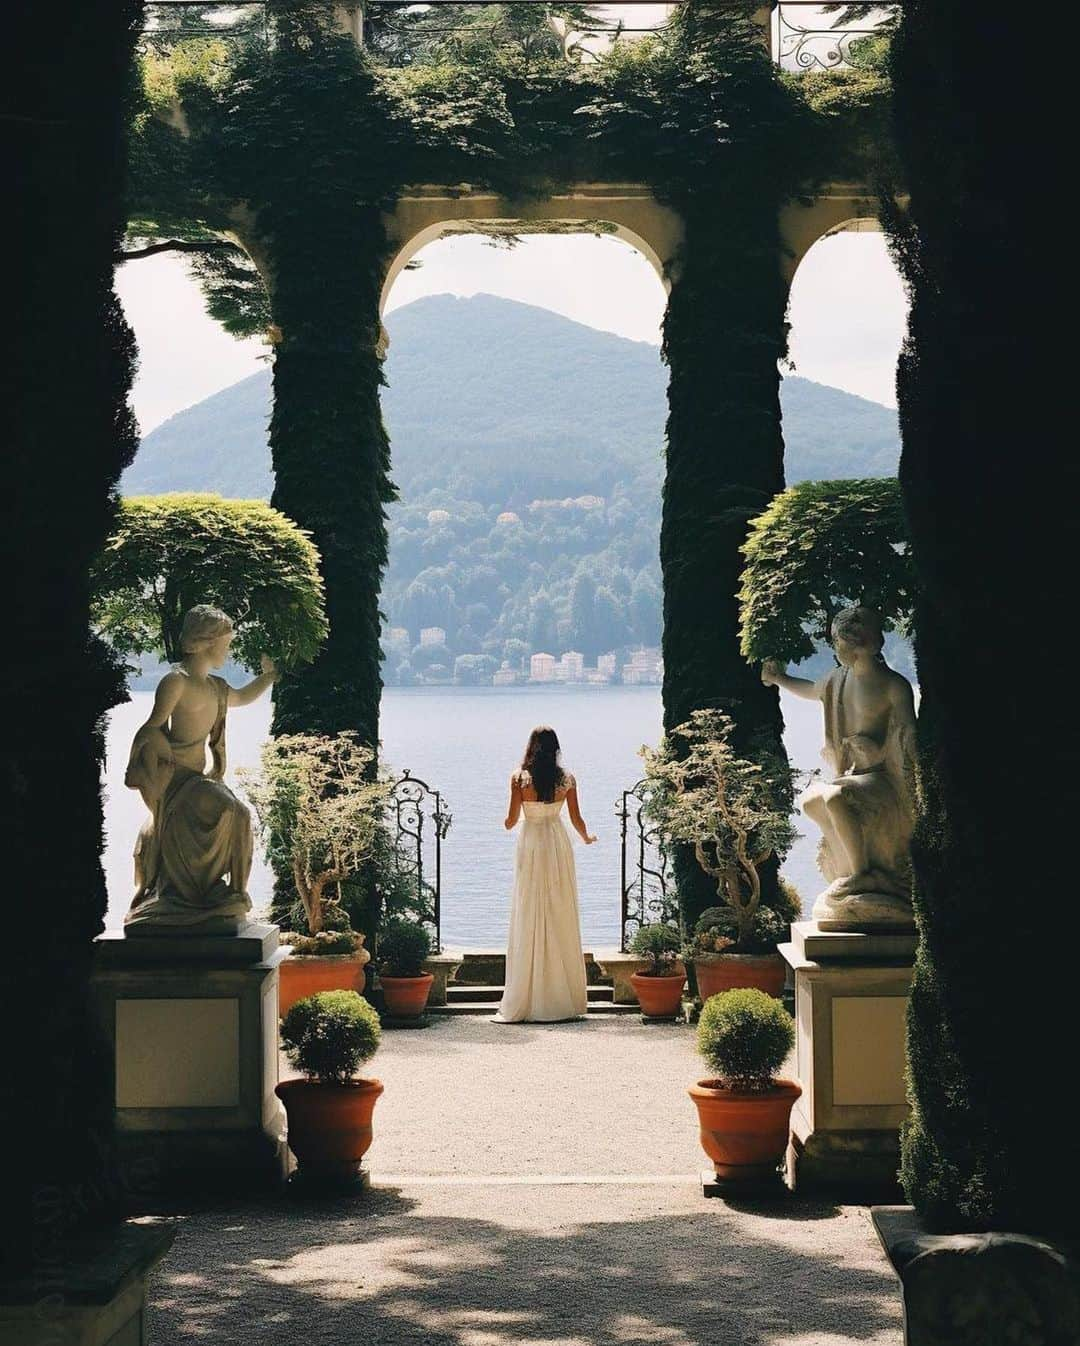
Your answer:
[379,184,684,345]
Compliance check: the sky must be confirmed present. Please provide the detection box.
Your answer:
[117,229,906,435]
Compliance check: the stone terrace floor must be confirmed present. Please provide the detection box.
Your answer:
[146,1016,903,1346]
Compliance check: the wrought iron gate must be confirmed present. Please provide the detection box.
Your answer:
[617,778,678,952]
[387,771,451,952]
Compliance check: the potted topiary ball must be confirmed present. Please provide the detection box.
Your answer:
[628,923,687,1020]
[276,989,383,1184]
[688,987,800,1187]
[378,918,434,1019]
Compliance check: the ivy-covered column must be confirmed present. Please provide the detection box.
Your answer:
[890,6,1074,1232]
[5,0,143,1264]
[217,2,398,934]
[660,208,790,928]
[267,233,391,748]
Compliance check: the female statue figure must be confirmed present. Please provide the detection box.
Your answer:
[762,605,917,929]
[123,605,276,933]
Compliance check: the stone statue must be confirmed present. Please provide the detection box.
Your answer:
[762,605,917,930]
[123,605,277,934]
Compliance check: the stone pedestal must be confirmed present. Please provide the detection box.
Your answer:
[0,1220,174,1346]
[423,950,464,1007]
[92,923,288,1194]
[780,922,916,1195]
[593,951,649,1004]
[872,1206,1080,1346]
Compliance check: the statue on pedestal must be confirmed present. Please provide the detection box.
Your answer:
[762,605,917,930]
[124,606,277,934]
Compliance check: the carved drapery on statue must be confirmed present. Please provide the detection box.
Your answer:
[807,662,915,922]
[121,605,277,933]
[125,673,253,932]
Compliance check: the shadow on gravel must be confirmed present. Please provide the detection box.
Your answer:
[146,1189,901,1346]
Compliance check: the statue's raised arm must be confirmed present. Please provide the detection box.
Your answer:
[124,605,276,936]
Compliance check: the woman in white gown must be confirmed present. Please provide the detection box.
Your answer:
[494,726,596,1024]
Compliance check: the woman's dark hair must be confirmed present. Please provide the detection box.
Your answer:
[521,726,564,802]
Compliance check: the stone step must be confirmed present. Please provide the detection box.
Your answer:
[446,984,615,1004]
[430,999,641,1017]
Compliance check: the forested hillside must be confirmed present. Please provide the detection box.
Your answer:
[125,294,900,681]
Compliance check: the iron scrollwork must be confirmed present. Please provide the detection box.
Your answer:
[388,770,451,953]
[617,778,678,953]
[775,3,885,72]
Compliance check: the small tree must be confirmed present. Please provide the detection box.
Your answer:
[239,733,391,935]
[641,710,800,950]
[91,493,328,669]
[738,478,915,665]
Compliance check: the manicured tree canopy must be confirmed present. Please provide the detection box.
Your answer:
[738,478,915,664]
[91,493,328,669]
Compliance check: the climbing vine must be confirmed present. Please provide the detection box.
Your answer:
[126,0,890,930]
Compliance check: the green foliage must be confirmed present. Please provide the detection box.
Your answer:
[378,918,432,977]
[282,929,362,956]
[739,478,915,665]
[641,710,800,950]
[91,494,328,669]
[690,903,790,957]
[125,0,893,935]
[239,732,392,935]
[696,988,795,1091]
[280,989,381,1084]
[629,921,682,975]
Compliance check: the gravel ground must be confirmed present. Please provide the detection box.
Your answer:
[145,1017,903,1346]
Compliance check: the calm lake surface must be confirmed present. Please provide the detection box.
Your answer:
[102,686,823,948]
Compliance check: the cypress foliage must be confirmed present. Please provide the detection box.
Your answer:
[890,5,1074,1230]
[3,1,143,1263]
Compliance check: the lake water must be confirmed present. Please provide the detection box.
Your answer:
[102,686,824,948]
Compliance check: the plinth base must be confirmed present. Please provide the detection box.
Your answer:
[0,1220,174,1346]
[92,923,288,1196]
[872,1206,1080,1345]
[788,1120,903,1198]
[287,1166,373,1196]
[780,923,914,1197]
[700,1166,787,1199]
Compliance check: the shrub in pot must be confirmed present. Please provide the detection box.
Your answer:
[688,987,800,1186]
[628,922,686,1019]
[276,989,383,1183]
[239,733,391,1014]
[641,711,802,996]
[689,892,798,1000]
[378,918,434,1019]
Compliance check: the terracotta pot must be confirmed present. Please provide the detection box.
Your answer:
[694,953,786,1001]
[689,1078,802,1183]
[279,951,370,1018]
[276,1077,384,1179]
[630,967,686,1019]
[380,972,434,1018]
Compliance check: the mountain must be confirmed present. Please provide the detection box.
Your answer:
[124,294,900,681]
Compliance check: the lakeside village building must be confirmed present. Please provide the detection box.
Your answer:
[385,623,661,686]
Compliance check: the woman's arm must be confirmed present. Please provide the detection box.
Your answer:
[504,773,522,831]
[565,782,597,845]
[229,654,277,708]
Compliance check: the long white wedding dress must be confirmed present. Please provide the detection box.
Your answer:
[494,769,588,1023]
